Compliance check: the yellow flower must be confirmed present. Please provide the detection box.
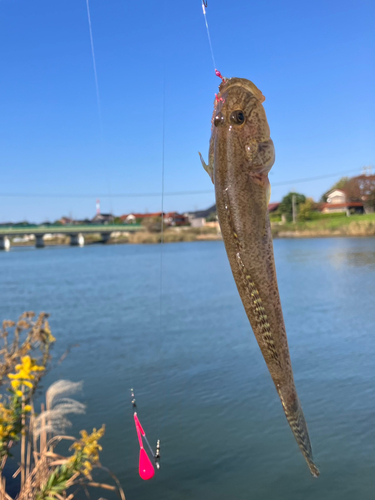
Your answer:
[0,400,17,443]
[8,355,45,395]
[69,425,105,477]
[44,321,56,343]
[82,460,93,476]
[24,405,32,412]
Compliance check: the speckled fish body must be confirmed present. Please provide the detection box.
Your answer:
[199,77,319,477]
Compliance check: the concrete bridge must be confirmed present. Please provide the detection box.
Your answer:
[0,224,142,250]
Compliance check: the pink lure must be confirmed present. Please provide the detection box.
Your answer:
[134,413,155,480]
[139,447,155,480]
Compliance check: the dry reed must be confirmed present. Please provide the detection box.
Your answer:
[0,313,126,500]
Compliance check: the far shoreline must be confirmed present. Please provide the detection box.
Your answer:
[2,213,375,250]
[4,225,375,250]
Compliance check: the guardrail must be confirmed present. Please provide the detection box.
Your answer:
[0,224,143,249]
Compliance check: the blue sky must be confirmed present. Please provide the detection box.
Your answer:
[0,0,374,222]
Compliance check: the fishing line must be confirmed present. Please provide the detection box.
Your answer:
[159,76,166,353]
[201,1,217,72]
[154,0,170,464]
[84,0,115,216]
[85,0,102,129]
[129,5,168,479]
[0,190,213,198]
[155,73,166,464]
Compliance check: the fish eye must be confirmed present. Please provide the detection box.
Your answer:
[230,110,245,125]
[214,112,225,127]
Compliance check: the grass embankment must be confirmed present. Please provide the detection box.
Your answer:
[114,226,221,244]
[271,213,375,238]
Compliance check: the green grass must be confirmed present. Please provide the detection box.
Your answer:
[272,213,375,236]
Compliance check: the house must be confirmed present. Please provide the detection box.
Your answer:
[268,203,280,213]
[321,189,364,215]
[120,212,187,226]
[91,213,115,224]
[190,217,206,228]
[164,212,188,226]
[120,214,136,224]
[120,212,162,224]
[57,217,74,225]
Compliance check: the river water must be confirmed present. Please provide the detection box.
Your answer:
[1,238,374,499]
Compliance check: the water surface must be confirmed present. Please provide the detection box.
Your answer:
[1,238,374,499]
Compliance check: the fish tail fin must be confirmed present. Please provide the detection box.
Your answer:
[280,392,320,477]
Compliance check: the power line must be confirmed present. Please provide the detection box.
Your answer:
[0,190,213,199]
[0,168,361,199]
[271,168,360,186]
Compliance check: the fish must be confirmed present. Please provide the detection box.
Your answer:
[199,77,319,477]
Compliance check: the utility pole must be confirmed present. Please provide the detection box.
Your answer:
[362,166,373,176]
[292,194,296,223]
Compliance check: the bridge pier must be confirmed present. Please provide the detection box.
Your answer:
[0,236,10,251]
[70,233,85,247]
[35,234,45,248]
[101,232,111,243]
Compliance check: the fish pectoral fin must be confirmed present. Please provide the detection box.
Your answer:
[199,152,214,184]
[264,178,272,237]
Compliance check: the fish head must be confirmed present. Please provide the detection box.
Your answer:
[211,77,275,175]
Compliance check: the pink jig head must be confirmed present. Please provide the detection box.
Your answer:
[214,69,226,104]
[215,69,226,82]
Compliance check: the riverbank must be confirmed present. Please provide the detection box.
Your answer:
[8,226,222,247]
[6,214,375,248]
[271,213,375,238]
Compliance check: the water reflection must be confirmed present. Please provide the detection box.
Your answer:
[275,238,375,269]
[328,251,375,269]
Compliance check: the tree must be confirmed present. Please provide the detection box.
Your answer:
[298,197,317,221]
[141,216,166,233]
[113,216,124,225]
[345,174,375,210]
[205,211,217,222]
[279,192,306,220]
[320,177,349,202]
